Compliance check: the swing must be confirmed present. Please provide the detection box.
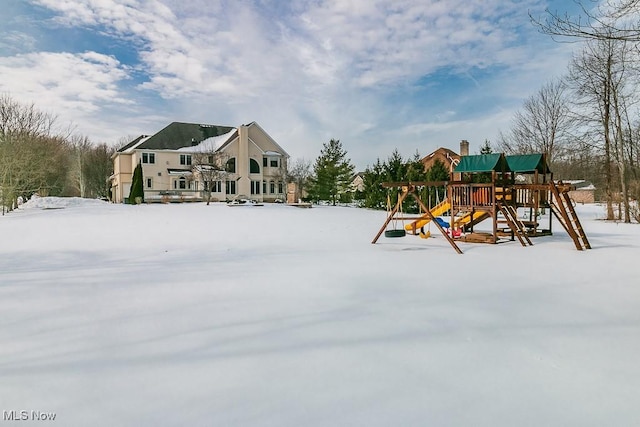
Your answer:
[384,191,406,238]
[419,185,444,239]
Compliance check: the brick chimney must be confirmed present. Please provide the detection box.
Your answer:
[460,140,469,156]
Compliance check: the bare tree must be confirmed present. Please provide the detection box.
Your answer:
[498,79,574,165]
[531,0,640,42]
[287,158,312,203]
[84,142,115,199]
[190,143,230,205]
[0,94,57,138]
[70,135,92,197]
[567,33,637,221]
[0,95,69,213]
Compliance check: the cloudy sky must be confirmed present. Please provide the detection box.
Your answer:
[1,0,587,169]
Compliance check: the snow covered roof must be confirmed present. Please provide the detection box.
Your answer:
[177,128,238,153]
[264,150,282,156]
[167,169,193,176]
[131,122,236,151]
[120,135,151,154]
[558,180,596,190]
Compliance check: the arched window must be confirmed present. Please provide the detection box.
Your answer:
[226,158,236,173]
[249,158,260,174]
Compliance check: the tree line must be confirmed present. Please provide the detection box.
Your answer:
[288,139,450,214]
[0,95,114,214]
[500,0,640,222]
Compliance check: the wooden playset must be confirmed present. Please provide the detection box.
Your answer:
[372,153,591,254]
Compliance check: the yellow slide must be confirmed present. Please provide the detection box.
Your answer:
[454,211,490,228]
[405,200,451,232]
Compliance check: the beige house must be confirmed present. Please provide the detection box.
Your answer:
[350,172,365,192]
[110,121,289,203]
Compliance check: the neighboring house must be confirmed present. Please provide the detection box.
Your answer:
[563,180,596,204]
[420,147,461,173]
[420,140,469,180]
[350,172,365,192]
[110,121,289,203]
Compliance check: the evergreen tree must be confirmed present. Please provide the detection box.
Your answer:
[475,139,494,183]
[426,159,449,207]
[406,151,427,182]
[309,139,355,205]
[128,161,144,204]
[479,139,493,154]
[383,149,406,182]
[362,158,386,209]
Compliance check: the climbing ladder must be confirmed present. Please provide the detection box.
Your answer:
[497,203,533,247]
[549,182,591,251]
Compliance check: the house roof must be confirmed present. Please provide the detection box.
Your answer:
[177,128,238,152]
[421,147,460,164]
[116,121,289,158]
[127,122,236,151]
[505,154,550,174]
[454,153,511,173]
[562,180,596,190]
[116,134,149,155]
[216,121,290,158]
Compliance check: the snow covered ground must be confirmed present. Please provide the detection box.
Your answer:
[1,197,639,426]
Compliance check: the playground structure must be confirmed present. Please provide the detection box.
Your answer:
[372,153,591,254]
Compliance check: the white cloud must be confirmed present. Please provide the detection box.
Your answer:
[6,0,584,166]
[29,0,551,98]
[0,51,131,134]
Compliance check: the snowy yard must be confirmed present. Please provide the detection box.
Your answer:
[1,198,639,426]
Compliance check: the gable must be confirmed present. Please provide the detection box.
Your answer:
[421,147,460,170]
[247,122,290,157]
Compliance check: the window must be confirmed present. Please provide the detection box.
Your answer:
[250,159,260,174]
[204,181,221,192]
[263,157,268,167]
[262,180,267,194]
[207,155,215,164]
[270,159,278,168]
[278,181,283,194]
[226,180,236,195]
[226,158,236,173]
[172,177,192,190]
[180,154,192,166]
[269,180,275,194]
[251,180,261,195]
[175,177,187,189]
[142,153,155,164]
[145,177,152,189]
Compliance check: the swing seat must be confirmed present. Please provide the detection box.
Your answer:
[384,229,406,238]
[419,230,431,239]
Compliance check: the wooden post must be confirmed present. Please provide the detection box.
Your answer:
[413,189,462,254]
[371,187,410,244]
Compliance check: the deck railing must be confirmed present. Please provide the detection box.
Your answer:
[449,183,494,209]
[512,184,551,207]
